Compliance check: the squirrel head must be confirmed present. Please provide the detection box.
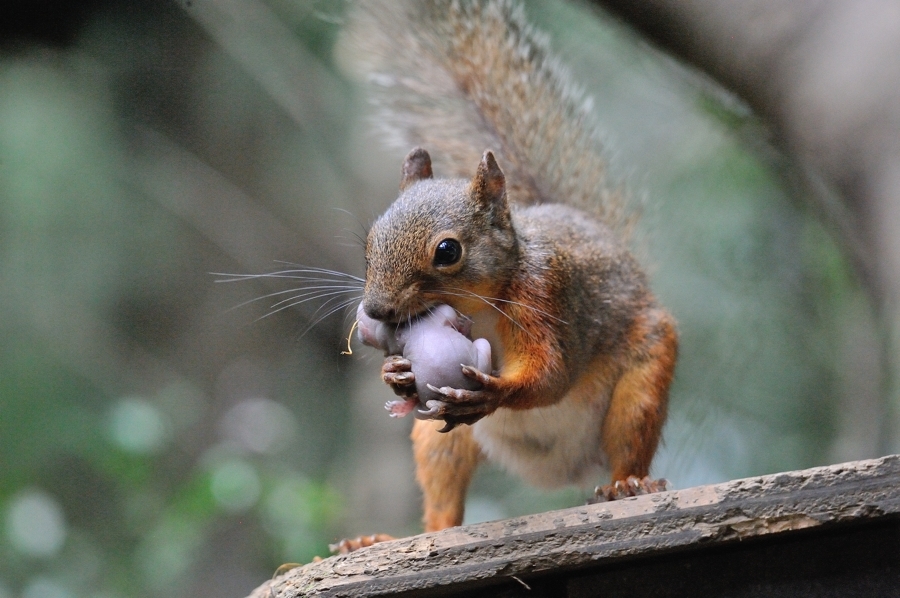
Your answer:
[362,148,519,323]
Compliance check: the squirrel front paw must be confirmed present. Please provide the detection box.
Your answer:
[417,399,484,432]
[419,366,502,432]
[382,355,417,397]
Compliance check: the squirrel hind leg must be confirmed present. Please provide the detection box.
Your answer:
[411,418,483,532]
[598,309,677,500]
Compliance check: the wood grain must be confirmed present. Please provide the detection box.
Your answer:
[248,455,900,597]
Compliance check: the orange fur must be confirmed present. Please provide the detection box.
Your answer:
[602,309,677,480]
[488,284,569,411]
[348,0,680,541]
[411,418,483,531]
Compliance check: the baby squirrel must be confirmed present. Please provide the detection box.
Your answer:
[345,0,678,534]
[355,301,492,417]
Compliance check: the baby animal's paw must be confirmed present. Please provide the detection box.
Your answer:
[385,397,419,418]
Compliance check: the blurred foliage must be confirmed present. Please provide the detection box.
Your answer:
[0,1,883,597]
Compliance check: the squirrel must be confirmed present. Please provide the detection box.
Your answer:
[340,0,678,537]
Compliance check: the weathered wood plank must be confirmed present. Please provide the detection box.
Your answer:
[248,455,900,598]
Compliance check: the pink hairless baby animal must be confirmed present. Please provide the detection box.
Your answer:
[355,303,492,418]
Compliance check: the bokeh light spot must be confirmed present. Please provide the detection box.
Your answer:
[21,578,71,598]
[5,490,67,557]
[109,397,170,454]
[210,459,261,512]
[219,397,298,454]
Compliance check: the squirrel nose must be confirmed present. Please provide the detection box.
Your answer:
[363,302,397,323]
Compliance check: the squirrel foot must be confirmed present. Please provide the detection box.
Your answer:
[329,533,396,555]
[382,355,417,397]
[590,476,668,503]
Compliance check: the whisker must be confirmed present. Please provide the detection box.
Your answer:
[225,284,362,312]
[264,289,361,315]
[335,241,364,249]
[271,262,365,282]
[299,295,364,338]
[445,287,567,324]
[336,229,367,250]
[266,286,363,309]
[214,269,364,284]
[302,299,359,332]
[435,289,533,339]
[331,207,369,237]
[217,262,365,336]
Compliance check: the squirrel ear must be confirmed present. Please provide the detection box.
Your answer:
[471,150,508,217]
[400,147,433,191]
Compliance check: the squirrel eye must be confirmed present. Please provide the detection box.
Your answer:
[433,238,462,267]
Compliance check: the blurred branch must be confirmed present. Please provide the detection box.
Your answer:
[131,126,306,271]
[11,283,183,400]
[181,0,348,145]
[594,0,900,307]
[593,0,900,454]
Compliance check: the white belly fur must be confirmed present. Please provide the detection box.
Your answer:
[472,382,612,488]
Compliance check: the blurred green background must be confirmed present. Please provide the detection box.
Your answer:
[0,1,891,597]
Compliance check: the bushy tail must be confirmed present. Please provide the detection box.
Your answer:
[340,0,630,231]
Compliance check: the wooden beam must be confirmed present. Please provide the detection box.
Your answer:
[248,455,900,597]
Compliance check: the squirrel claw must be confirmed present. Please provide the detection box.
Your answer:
[436,420,458,433]
[383,371,414,385]
[420,386,498,425]
[418,397,444,417]
[460,364,496,387]
[329,533,395,555]
[383,355,411,370]
[428,384,490,405]
[382,355,417,397]
[418,400,458,434]
[590,476,669,503]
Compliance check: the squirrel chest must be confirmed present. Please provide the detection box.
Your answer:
[468,309,615,488]
[472,392,612,488]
